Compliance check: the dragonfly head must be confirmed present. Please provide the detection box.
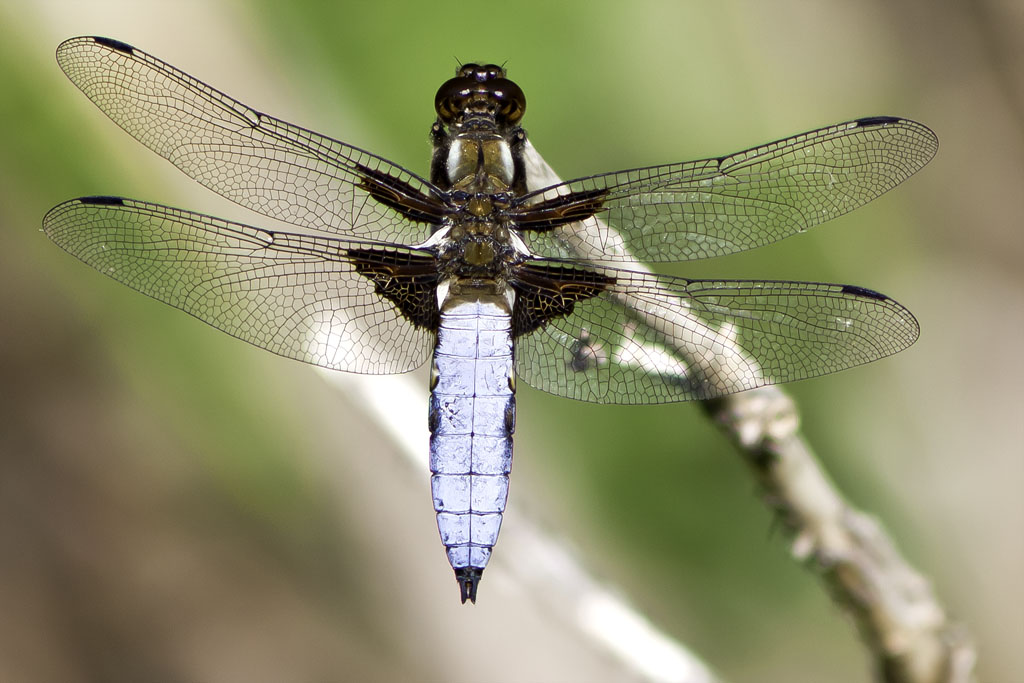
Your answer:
[435,63,526,129]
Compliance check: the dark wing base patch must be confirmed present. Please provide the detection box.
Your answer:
[511,261,616,337]
[355,163,448,225]
[347,247,441,330]
[510,188,608,231]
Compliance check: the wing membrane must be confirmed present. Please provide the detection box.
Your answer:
[56,36,443,244]
[515,117,937,261]
[514,262,919,403]
[43,196,435,374]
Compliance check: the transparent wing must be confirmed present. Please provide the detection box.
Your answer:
[56,36,443,244]
[43,196,436,374]
[514,262,919,403]
[514,117,937,261]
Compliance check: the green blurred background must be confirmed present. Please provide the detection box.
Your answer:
[1,1,1020,681]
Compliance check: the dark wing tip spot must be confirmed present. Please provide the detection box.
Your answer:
[841,284,889,301]
[79,195,126,206]
[854,115,901,127]
[91,36,135,54]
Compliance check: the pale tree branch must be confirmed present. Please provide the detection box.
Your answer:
[521,139,978,683]
[705,387,977,683]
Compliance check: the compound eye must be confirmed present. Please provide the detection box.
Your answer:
[479,64,505,81]
[434,71,526,125]
[491,78,526,124]
[456,63,506,81]
[434,76,475,123]
[455,63,483,78]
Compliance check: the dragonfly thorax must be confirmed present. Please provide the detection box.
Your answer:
[446,135,515,191]
[430,63,528,198]
[436,221,520,276]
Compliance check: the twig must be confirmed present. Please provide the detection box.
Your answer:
[705,387,977,683]
[522,140,977,683]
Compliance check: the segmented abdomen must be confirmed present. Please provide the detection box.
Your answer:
[428,296,515,587]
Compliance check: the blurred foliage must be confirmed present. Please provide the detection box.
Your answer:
[1,1,1020,682]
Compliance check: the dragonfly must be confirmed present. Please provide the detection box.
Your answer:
[44,36,937,603]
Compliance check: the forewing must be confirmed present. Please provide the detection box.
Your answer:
[43,197,437,374]
[515,118,937,261]
[514,262,919,403]
[56,36,445,243]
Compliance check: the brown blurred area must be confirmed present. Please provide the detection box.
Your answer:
[0,0,1021,681]
[0,197,419,680]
